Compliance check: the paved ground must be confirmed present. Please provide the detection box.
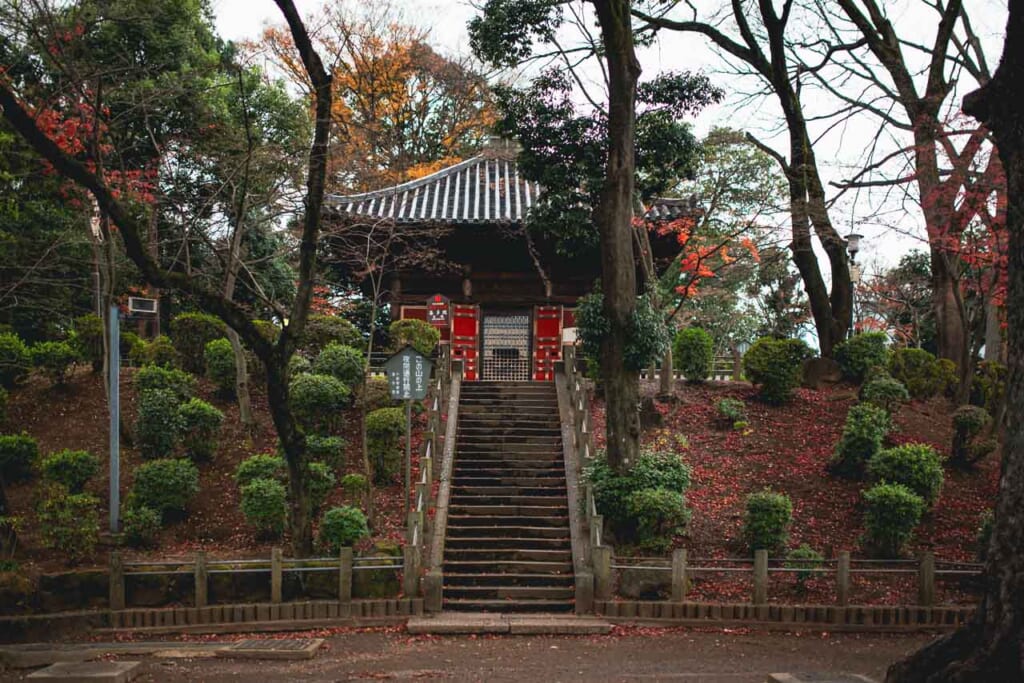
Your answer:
[0,628,937,682]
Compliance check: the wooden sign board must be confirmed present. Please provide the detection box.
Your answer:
[426,293,450,328]
[384,346,433,400]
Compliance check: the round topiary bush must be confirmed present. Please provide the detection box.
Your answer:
[288,354,312,378]
[141,335,179,368]
[830,403,892,478]
[313,343,365,387]
[240,477,288,538]
[366,407,405,484]
[742,337,813,404]
[834,332,889,383]
[867,443,945,506]
[970,361,1006,414]
[235,453,287,487]
[38,449,99,493]
[785,544,825,589]
[122,505,162,548]
[951,404,993,468]
[204,338,236,396]
[306,435,346,469]
[36,487,99,564]
[625,488,691,552]
[359,377,397,412]
[319,506,369,553]
[300,315,363,356]
[0,433,39,482]
[134,364,195,400]
[889,348,946,399]
[673,327,713,383]
[131,458,200,519]
[340,473,370,498]
[135,389,184,459]
[307,461,336,513]
[178,398,224,461]
[30,341,79,386]
[744,488,793,552]
[388,319,441,357]
[170,313,227,374]
[860,376,910,414]
[73,314,105,372]
[290,373,351,433]
[863,482,925,557]
[0,332,30,389]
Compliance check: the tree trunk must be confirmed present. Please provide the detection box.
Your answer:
[984,296,1004,362]
[887,3,1024,679]
[592,0,641,473]
[226,328,254,431]
[933,255,967,364]
[659,348,673,396]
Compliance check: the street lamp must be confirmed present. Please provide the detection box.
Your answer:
[847,232,864,338]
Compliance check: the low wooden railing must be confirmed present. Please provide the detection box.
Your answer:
[639,353,743,382]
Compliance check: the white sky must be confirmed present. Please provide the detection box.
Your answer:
[212,0,1009,274]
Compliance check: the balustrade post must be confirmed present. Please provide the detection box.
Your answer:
[836,551,850,606]
[918,552,936,607]
[671,549,688,602]
[271,547,283,603]
[403,544,421,598]
[194,551,208,608]
[339,547,353,603]
[753,550,769,605]
[593,545,613,601]
[109,551,125,611]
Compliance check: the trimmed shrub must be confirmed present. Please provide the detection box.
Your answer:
[626,488,691,552]
[135,389,184,459]
[936,358,960,398]
[300,315,363,356]
[576,289,671,374]
[313,343,365,387]
[715,398,746,428]
[744,489,793,552]
[971,361,1006,414]
[0,332,30,388]
[863,483,925,557]
[0,433,38,482]
[36,487,99,564]
[122,505,162,548]
[131,458,200,519]
[73,314,105,372]
[240,477,288,538]
[366,407,405,484]
[178,399,224,461]
[170,313,227,374]
[861,376,910,414]
[319,506,369,553]
[867,444,944,506]
[288,354,312,378]
[134,364,194,401]
[30,341,79,385]
[951,405,993,468]
[673,328,713,383]
[786,544,825,589]
[388,319,440,356]
[340,473,370,498]
[834,332,889,383]
[830,403,891,478]
[290,373,350,433]
[743,337,812,404]
[583,450,691,539]
[890,348,945,399]
[306,435,346,469]
[359,377,397,412]
[121,330,145,363]
[38,449,99,493]
[235,454,287,487]
[204,338,236,396]
[141,335,179,368]
[307,461,336,513]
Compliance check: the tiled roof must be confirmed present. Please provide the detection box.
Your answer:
[326,150,699,225]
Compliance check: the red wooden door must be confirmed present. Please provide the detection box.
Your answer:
[451,304,480,381]
[532,305,562,381]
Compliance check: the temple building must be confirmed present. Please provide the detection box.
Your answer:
[326,138,695,381]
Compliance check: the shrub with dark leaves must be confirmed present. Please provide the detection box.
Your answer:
[170,313,227,374]
[830,403,891,478]
[131,458,199,519]
[863,483,924,558]
[743,337,813,404]
[319,506,369,553]
[867,443,944,506]
[178,398,224,461]
[38,449,99,493]
[204,338,236,396]
[241,477,288,538]
[674,327,713,383]
[744,488,792,552]
[834,332,889,383]
[0,433,38,482]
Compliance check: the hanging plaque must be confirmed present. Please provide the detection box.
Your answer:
[426,293,450,328]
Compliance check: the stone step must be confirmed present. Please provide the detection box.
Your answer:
[459,399,559,408]
[442,559,573,574]
[446,514,568,528]
[458,426,563,436]
[444,536,570,550]
[443,585,576,600]
[443,572,575,587]
[448,504,568,517]
[442,598,574,614]
[458,433,562,443]
[449,495,568,507]
[457,444,562,455]
[451,485,566,496]
[453,465,564,477]
[444,548,572,562]
[452,476,566,487]
[445,525,571,539]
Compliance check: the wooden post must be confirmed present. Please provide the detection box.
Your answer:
[109,551,125,611]
[403,544,420,597]
[339,547,353,603]
[593,545,612,601]
[731,347,743,381]
[836,551,850,606]
[194,551,208,608]
[918,552,936,607]
[753,550,768,605]
[671,548,688,602]
[270,547,282,604]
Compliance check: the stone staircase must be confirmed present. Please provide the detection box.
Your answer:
[442,381,574,613]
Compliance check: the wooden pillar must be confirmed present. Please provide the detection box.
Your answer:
[271,547,283,604]
[194,551,208,608]
[593,545,613,601]
[671,549,688,602]
[753,550,768,605]
[109,551,125,611]
[403,544,420,598]
[339,547,353,603]
[836,551,850,606]
[918,552,936,607]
